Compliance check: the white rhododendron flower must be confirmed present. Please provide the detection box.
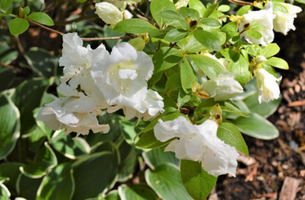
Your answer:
[59,33,107,96]
[201,72,243,101]
[95,2,123,26]
[37,96,110,136]
[92,42,155,115]
[273,3,302,35]
[154,116,239,176]
[239,2,275,46]
[256,68,281,103]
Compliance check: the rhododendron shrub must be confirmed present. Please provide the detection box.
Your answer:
[0,0,303,199]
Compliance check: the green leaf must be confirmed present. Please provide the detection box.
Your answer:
[217,5,230,12]
[23,6,30,16]
[145,164,192,200]
[237,5,251,16]
[243,92,282,118]
[165,72,181,92]
[246,30,262,40]
[37,163,74,200]
[260,43,280,58]
[159,10,190,30]
[203,3,218,18]
[177,34,208,53]
[153,47,183,73]
[8,18,29,35]
[24,47,58,78]
[233,113,279,140]
[50,130,90,159]
[0,69,15,92]
[265,57,289,70]
[113,19,158,34]
[199,18,221,29]
[188,54,227,79]
[118,184,158,200]
[295,0,305,4]
[223,100,250,117]
[28,12,54,26]
[180,160,217,200]
[143,146,179,169]
[221,22,238,42]
[180,58,197,93]
[217,121,249,156]
[16,174,42,200]
[180,7,200,20]
[164,29,188,42]
[117,141,137,182]
[273,2,288,13]
[20,142,58,178]
[0,183,10,200]
[103,190,120,200]
[72,152,118,200]
[150,0,176,27]
[189,0,206,18]
[0,94,20,160]
[0,0,12,12]
[227,52,251,86]
[0,163,24,196]
[193,29,221,51]
[12,78,50,135]
[0,44,18,64]
[136,130,172,149]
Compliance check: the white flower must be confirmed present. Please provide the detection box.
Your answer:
[273,3,302,35]
[59,33,107,97]
[106,0,141,9]
[37,96,110,136]
[107,89,164,120]
[239,2,275,46]
[154,116,239,176]
[256,68,281,103]
[95,2,123,26]
[91,42,154,114]
[201,72,243,101]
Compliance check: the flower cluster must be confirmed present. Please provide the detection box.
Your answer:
[37,33,164,136]
[154,116,239,176]
[239,2,302,46]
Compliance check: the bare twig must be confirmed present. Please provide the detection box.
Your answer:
[126,5,148,21]
[0,62,22,73]
[54,15,99,26]
[81,35,133,42]
[27,19,65,36]
[227,0,252,6]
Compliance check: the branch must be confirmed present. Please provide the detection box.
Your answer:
[81,35,133,42]
[227,0,252,6]
[54,15,99,26]
[0,62,22,73]
[27,19,64,36]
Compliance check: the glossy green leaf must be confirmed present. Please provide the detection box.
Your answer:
[0,0,12,12]
[0,163,24,195]
[153,47,183,73]
[16,174,42,200]
[143,146,179,169]
[260,43,280,58]
[103,190,120,200]
[164,29,188,42]
[165,72,181,92]
[243,93,282,118]
[180,58,197,93]
[218,5,230,12]
[180,160,217,200]
[188,54,227,79]
[23,6,30,16]
[246,30,262,40]
[265,57,289,69]
[221,22,238,42]
[273,2,288,13]
[28,12,54,26]
[199,18,221,29]
[20,142,58,178]
[189,0,206,18]
[24,47,57,78]
[236,5,251,16]
[9,18,29,35]
[193,29,221,51]
[0,183,10,200]
[118,184,158,200]
[12,78,50,135]
[145,164,192,200]
[203,3,218,18]
[217,121,249,156]
[0,68,15,92]
[50,130,90,159]
[117,141,137,182]
[37,163,74,200]
[159,10,190,30]
[0,44,18,64]
[150,0,176,27]
[227,53,251,86]
[180,7,200,20]
[0,94,20,160]
[72,152,118,200]
[177,34,208,53]
[113,19,158,34]
[136,130,172,149]
[233,113,279,140]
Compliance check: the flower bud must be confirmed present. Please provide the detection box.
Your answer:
[95,2,123,26]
